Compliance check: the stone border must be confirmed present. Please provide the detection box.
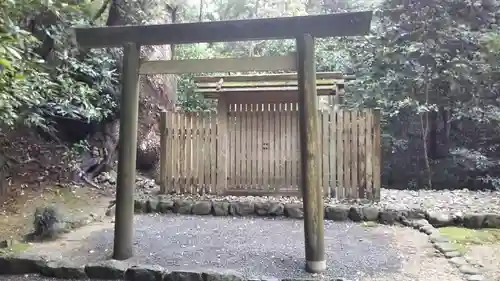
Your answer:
[401,218,486,281]
[128,196,500,229]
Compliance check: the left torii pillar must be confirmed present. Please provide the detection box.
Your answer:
[113,42,141,260]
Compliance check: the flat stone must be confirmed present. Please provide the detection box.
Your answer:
[412,219,430,229]
[449,257,468,267]
[229,201,255,216]
[406,208,426,219]
[125,264,166,281]
[465,275,485,281]
[427,212,454,227]
[378,209,398,225]
[325,205,350,221]
[191,201,212,215]
[420,225,435,235]
[459,265,481,275]
[147,198,161,213]
[444,251,462,258]
[134,199,147,213]
[0,256,42,274]
[463,214,486,229]
[482,214,500,228]
[361,206,380,221]
[85,259,128,279]
[158,197,174,213]
[254,202,285,217]
[39,260,86,279]
[212,201,230,216]
[434,242,457,253]
[173,200,194,214]
[347,207,362,222]
[285,204,304,219]
[164,270,203,281]
[202,269,245,281]
[429,233,449,243]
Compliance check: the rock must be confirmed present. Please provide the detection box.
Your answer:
[465,275,484,281]
[347,207,362,222]
[459,265,481,275]
[158,197,175,213]
[173,200,193,214]
[444,251,462,258]
[105,205,116,217]
[361,206,380,221]
[0,256,42,274]
[229,201,255,216]
[429,233,449,243]
[164,270,203,281]
[463,214,486,229]
[434,242,457,253]
[378,209,398,225]
[39,260,87,279]
[325,205,350,221]
[191,201,212,215]
[147,198,161,213]
[213,201,230,216]
[268,202,285,216]
[84,259,128,279]
[449,257,468,267]
[125,264,166,281]
[202,269,245,281]
[427,212,454,227]
[406,208,426,219]
[482,214,500,228]
[134,199,147,213]
[412,219,430,229]
[284,204,303,219]
[420,225,436,235]
[32,205,67,241]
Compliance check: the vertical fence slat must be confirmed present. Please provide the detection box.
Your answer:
[321,110,329,196]
[172,112,179,193]
[159,111,167,194]
[358,110,367,199]
[351,111,359,199]
[263,104,270,191]
[244,104,251,189]
[336,110,344,199]
[365,110,374,200]
[210,112,218,193]
[329,110,337,198]
[373,109,381,201]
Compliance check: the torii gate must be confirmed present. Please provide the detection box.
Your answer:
[73,12,372,273]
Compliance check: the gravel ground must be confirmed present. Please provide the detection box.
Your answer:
[0,276,118,281]
[464,244,500,281]
[24,215,402,279]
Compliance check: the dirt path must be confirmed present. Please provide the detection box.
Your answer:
[0,185,113,242]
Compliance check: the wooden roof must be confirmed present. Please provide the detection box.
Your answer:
[193,72,354,103]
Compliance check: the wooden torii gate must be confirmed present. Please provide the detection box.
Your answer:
[73,12,372,273]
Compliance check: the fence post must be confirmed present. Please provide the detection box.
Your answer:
[296,33,326,273]
[216,96,229,194]
[160,111,168,194]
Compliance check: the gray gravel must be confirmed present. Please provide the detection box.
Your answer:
[0,276,119,281]
[53,215,402,279]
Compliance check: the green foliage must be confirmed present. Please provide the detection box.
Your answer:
[0,0,117,131]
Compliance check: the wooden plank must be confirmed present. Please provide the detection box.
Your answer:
[74,12,373,47]
[140,55,296,75]
[194,72,355,83]
[200,113,208,193]
[196,113,204,194]
[159,111,168,194]
[187,114,194,193]
[373,109,381,201]
[179,114,187,193]
[321,110,329,196]
[166,111,174,193]
[251,104,257,189]
[113,42,141,260]
[297,34,325,273]
[344,111,351,199]
[217,98,229,194]
[270,103,277,191]
[329,110,337,198]
[358,110,367,199]
[244,105,251,188]
[365,110,373,200]
[196,85,339,93]
[336,110,344,199]
[257,104,263,189]
[263,104,270,191]
[210,112,217,193]
[172,113,179,193]
[351,111,359,200]
[196,80,344,89]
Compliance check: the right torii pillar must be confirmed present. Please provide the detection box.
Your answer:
[296,34,326,273]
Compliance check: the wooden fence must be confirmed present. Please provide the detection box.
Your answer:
[159,103,381,200]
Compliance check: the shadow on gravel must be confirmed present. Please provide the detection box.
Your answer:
[39,215,404,279]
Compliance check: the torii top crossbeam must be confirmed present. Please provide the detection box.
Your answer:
[73,11,372,47]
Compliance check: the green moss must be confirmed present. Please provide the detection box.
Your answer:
[0,242,31,256]
[439,227,500,253]
[360,221,379,227]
